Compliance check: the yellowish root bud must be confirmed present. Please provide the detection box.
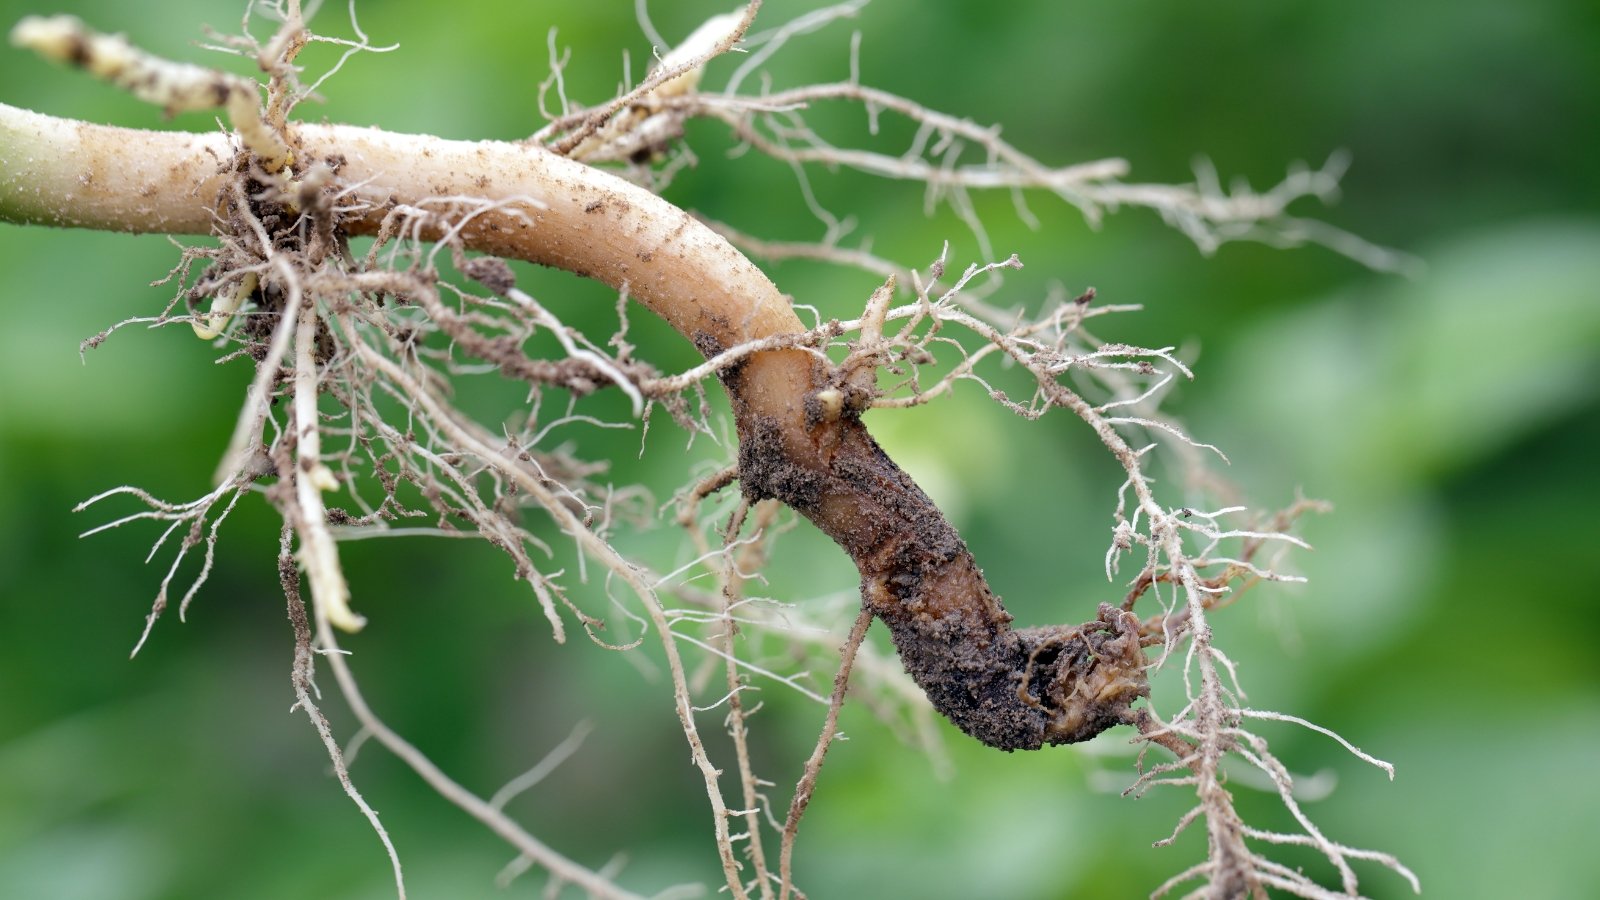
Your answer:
[307,463,340,493]
[193,272,257,340]
[652,11,747,98]
[301,534,366,633]
[567,10,746,163]
[814,387,844,423]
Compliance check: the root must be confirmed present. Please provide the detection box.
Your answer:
[280,527,405,898]
[778,603,873,900]
[732,368,1150,749]
[6,4,1416,898]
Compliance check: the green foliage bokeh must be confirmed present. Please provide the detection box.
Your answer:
[1,1,1597,897]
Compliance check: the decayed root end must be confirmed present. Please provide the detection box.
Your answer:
[729,349,1148,751]
[1021,605,1149,745]
[865,568,1148,751]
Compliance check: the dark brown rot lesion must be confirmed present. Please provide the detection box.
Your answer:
[727,349,1149,750]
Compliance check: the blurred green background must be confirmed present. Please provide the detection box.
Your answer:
[2,1,1597,897]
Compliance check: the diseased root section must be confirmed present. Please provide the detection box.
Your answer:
[730,352,1147,749]
[1015,607,1148,745]
[876,591,1148,751]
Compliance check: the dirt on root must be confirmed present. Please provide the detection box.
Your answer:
[731,354,1148,750]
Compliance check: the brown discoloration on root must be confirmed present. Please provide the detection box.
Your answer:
[737,414,827,514]
[730,351,1148,750]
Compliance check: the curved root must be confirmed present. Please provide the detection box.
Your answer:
[729,350,1146,748]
